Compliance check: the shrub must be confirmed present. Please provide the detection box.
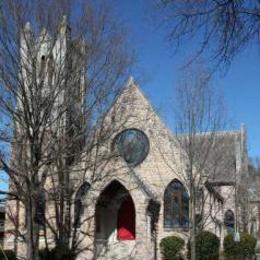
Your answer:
[39,248,53,260]
[0,250,16,260]
[39,245,75,260]
[255,241,260,254]
[223,232,256,260]
[160,235,185,260]
[187,231,220,260]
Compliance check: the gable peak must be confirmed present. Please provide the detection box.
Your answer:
[126,76,135,86]
[124,76,146,99]
[24,22,32,32]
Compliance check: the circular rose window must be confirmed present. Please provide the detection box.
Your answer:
[115,129,149,166]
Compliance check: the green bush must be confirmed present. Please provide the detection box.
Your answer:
[39,248,53,260]
[0,250,16,260]
[223,232,256,260]
[187,231,220,260]
[160,235,185,260]
[39,245,75,260]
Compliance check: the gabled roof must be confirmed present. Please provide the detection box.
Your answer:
[111,77,167,203]
[112,76,174,139]
[205,131,241,183]
[111,77,248,188]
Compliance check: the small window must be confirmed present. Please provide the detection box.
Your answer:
[74,182,90,227]
[224,209,235,233]
[39,55,46,81]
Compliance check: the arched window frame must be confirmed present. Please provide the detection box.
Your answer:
[163,179,189,229]
[74,182,90,227]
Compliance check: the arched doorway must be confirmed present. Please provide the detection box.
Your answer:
[117,196,135,240]
[95,181,136,258]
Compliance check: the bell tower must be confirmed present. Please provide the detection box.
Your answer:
[17,16,86,160]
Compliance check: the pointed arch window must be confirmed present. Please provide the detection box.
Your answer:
[74,182,90,227]
[164,179,189,228]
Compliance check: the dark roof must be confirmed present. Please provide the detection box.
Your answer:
[180,131,241,183]
[205,132,239,183]
[172,129,243,183]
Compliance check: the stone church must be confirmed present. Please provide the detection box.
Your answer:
[3,19,253,260]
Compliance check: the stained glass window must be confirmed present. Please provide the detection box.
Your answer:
[74,182,90,227]
[115,129,149,167]
[164,179,189,228]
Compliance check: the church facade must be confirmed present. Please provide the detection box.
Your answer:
[3,20,251,260]
[71,80,246,260]
[5,78,249,259]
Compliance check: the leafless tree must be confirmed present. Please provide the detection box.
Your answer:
[154,0,260,69]
[0,1,134,259]
[159,62,230,260]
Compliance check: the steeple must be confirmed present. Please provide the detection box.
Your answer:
[24,22,31,33]
[59,15,70,36]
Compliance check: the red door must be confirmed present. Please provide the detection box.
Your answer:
[117,196,135,240]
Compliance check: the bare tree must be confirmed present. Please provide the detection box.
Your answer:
[159,63,230,260]
[0,1,133,259]
[154,0,260,69]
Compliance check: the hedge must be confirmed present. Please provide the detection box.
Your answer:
[187,231,220,260]
[39,245,75,260]
[0,250,16,260]
[160,235,185,260]
[223,232,256,260]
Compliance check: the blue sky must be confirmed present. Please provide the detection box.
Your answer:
[0,1,259,193]
[112,0,260,158]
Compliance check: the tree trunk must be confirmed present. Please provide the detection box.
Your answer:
[189,173,196,260]
[26,198,39,260]
[64,168,71,248]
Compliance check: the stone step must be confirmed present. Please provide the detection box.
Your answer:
[96,240,136,260]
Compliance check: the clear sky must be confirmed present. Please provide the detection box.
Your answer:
[0,1,259,194]
[111,0,260,158]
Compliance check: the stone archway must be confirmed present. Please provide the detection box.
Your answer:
[94,180,136,259]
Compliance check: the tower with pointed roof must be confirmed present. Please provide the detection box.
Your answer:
[4,17,86,257]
